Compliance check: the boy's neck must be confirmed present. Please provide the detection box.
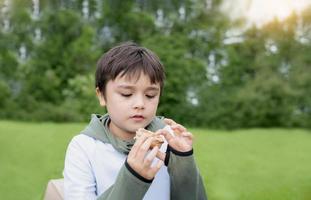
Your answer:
[108,121,135,141]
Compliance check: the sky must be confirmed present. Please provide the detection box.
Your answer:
[221,0,311,26]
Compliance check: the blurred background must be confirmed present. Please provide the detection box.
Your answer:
[0,0,311,199]
[0,0,310,128]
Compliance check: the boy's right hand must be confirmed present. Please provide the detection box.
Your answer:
[127,131,164,180]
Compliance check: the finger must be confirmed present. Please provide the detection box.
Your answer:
[156,151,166,161]
[143,146,159,167]
[171,124,187,134]
[164,118,177,126]
[162,125,175,137]
[130,132,149,157]
[153,129,163,135]
[150,160,164,175]
[153,129,166,141]
[136,137,154,161]
[181,131,194,140]
[159,129,175,144]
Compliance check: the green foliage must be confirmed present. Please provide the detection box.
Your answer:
[0,0,310,128]
[142,33,206,124]
[0,80,10,109]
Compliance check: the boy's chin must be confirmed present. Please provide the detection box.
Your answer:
[128,122,151,132]
[125,116,154,132]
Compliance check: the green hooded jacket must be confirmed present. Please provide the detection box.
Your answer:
[81,114,207,200]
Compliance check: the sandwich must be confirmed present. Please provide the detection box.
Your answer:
[135,128,165,148]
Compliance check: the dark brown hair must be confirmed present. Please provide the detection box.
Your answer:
[95,42,165,96]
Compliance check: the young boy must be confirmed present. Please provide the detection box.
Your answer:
[63,42,207,200]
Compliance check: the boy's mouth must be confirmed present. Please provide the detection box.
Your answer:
[131,115,145,121]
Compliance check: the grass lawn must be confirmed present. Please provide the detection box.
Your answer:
[0,121,310,200]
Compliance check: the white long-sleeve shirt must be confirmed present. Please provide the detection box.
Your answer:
[63,134,170,200]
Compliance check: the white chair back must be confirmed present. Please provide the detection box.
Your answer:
[44,179,64,200]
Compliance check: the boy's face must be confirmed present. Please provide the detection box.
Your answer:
[96,72,160,140]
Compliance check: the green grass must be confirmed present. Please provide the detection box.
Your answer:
[194,128,311,200]
[0,121,310,200]
[0,121,82,200]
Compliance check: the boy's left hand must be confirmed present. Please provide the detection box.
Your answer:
[160,118,193,152]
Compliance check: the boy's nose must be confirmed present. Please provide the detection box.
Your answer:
[133,95,145,109]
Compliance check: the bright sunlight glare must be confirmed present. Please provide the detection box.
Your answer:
[247,0,310,23]
[222,0,311,26]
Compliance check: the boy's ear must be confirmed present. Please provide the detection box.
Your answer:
[96,87,106,107]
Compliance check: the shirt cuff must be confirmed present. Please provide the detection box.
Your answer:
[164,145,193,166]
[125,159,154,183]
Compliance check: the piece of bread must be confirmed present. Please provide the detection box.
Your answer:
[135,128,164,148]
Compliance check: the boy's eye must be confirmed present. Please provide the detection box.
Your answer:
[121,93,132,97]
[146,95,156,99]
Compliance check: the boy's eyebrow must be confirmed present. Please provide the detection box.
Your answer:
[145,86,160,91]
[117,85,160,91]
